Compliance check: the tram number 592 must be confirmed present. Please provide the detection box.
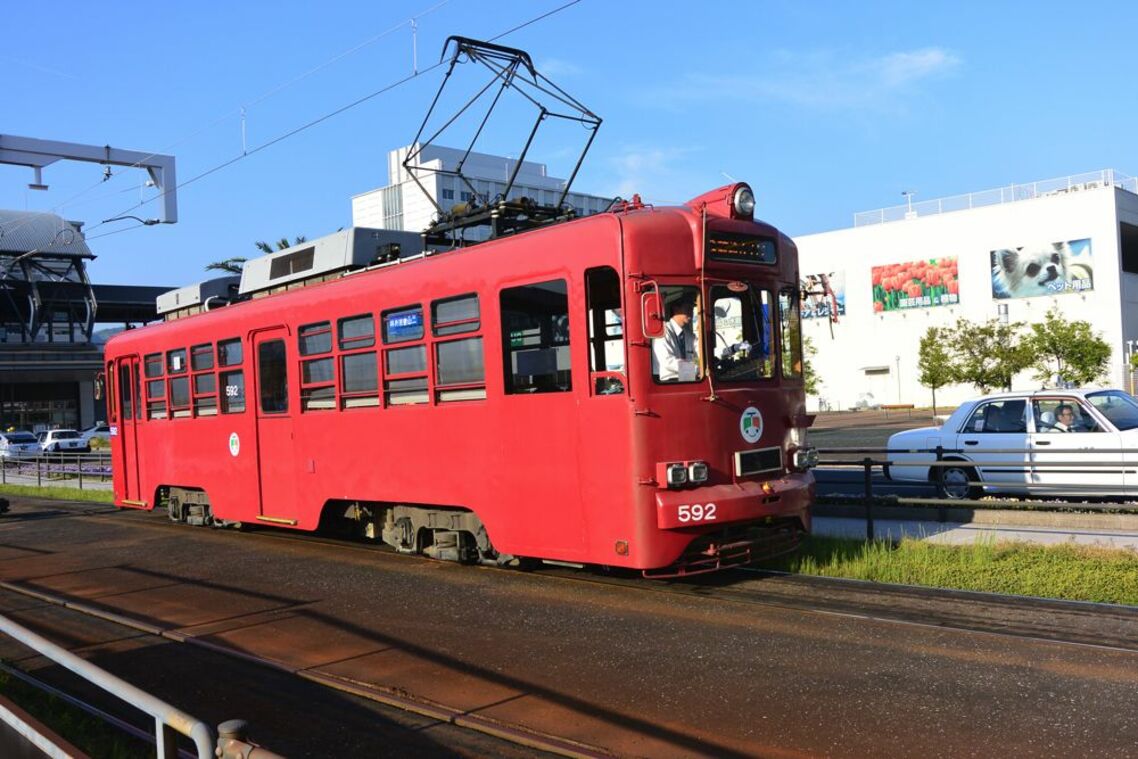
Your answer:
[677,503,717,523]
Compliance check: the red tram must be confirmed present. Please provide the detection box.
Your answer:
[104,183,815,576]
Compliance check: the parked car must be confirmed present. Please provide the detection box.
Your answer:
[79,423,111,447]
[886,388,1138,499]
[37,429,88,453]
[0,431,41,459]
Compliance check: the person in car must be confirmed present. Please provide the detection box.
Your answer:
[1054,404,1078,432]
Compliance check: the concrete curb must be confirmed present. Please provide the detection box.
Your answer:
[815,502,1138,531]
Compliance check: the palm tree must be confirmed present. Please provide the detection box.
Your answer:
[205,236,306,275]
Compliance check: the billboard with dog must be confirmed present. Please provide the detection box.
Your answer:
[800,271,845,319]
[990,238,1093,299]
[871,257,959,313]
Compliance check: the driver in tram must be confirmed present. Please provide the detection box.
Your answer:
[653,298,698,382]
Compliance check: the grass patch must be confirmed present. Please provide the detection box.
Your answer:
[0,484,114,504]
[760,535,1138,605]
[0,667,152,758]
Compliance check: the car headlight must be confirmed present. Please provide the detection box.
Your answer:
[732,185,756,220]
[688,461,709,484]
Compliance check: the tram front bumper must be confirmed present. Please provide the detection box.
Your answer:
[653,472,813,531]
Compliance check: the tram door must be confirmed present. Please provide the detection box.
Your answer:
[252,329,298,524]
[115,357,144,503]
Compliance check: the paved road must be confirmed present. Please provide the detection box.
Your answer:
[0,496,1136,758]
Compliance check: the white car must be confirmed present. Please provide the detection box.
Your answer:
[886,388,1138,499]
[37,429,88,453]
[80,423,111,446]
[0,432,41,459]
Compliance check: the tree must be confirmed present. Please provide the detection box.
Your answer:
[802,336,819,396]
[1026,307,1111,386]
[204,257,247,275]
[205,236,307,275]
[256,236,306,254]
[917,326,955,414]
[947,317,1032,393]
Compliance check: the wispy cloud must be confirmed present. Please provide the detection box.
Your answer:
[601,144,704,200]
[0,55,79,80]
[537,58,583,79]
[652,47,960,111]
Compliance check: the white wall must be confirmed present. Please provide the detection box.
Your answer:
[796,186,1125,411]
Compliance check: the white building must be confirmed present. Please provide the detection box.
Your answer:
[351,144,613,234]
[795,170,1138,411]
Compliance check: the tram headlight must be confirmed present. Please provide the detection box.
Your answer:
[688,461,709,484]
[665,463,689,487]
[792,447,819,470]
[732,185,756,220]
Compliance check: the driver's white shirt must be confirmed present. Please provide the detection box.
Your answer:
[653,318,696,381]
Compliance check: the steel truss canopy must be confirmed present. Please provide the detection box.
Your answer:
[0,134,177,224]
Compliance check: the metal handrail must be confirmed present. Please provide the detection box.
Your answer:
[0,613,214,758]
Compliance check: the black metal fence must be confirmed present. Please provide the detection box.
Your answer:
[0,451,112,490]
[814,445,1138,540]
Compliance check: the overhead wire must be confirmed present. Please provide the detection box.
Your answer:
[90,0,583,238]
[1,0,455,236]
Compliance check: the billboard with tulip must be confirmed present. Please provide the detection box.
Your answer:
[871,258,959,313]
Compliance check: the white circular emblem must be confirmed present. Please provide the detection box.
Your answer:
[740,407,763,444]
[228,432,240,457]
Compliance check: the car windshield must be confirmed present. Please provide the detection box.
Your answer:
[710,282,774,382]
[54,431,80,439]
[1086,390,1138,431]
[4,433,36,444]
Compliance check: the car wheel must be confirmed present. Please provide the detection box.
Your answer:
[939,464,979,500]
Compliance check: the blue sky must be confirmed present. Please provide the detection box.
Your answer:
[3,1,1136,288]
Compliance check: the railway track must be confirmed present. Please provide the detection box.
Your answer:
[3,497,1138,757]
[77,502,1138,655]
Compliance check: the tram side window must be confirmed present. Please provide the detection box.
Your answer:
[147,376,167,420]
[105,361,116,423]
[192,341,217,416]
[218,338,243,367]
[220,370,246,413]
[258,340,289,414]
[169,376,191,418]
[339,315,378,408]
[500,279,571,394]
[585,267,624,395]
[144,353,163,378]
[299,322,335,411]
[778,288,803,379]
[167,348,187,375]
[383,306,428,405]
[433,294,485,402]
[119,364,133,420]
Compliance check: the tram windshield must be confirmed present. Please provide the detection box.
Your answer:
[651,286,704,383]
[710,282,775,382]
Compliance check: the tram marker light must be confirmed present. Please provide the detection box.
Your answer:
[615,540,629,556]
[688,461,709,483]
[665,463,688,487]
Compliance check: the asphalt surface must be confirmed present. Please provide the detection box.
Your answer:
[0,497,1136,757]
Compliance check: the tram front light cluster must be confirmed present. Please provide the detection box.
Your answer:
[660,461,710,488]
[791,447,819,470]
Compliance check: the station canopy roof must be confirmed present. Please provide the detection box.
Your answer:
[0,210,93,258]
